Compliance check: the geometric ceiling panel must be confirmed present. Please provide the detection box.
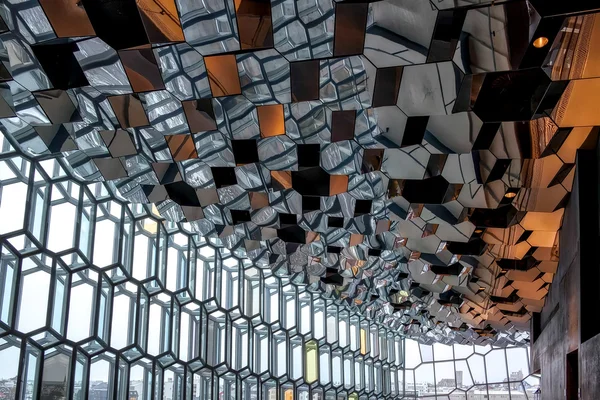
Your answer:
[1,0,600,398]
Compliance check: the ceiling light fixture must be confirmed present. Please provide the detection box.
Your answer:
[504,191,517,198]
[533,36,549,48]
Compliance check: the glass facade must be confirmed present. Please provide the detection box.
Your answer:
[0,138,539,399]
[402,339,539,399]
[3,0,583,398]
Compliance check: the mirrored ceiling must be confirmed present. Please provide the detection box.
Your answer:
[0,0,600,398]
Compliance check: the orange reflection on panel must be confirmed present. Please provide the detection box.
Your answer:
[306,231,320,244]
[284,389,293,400]
[527,231,558,247]
[257,104,285,137]
[349,234,363,247]
[204,55,242,97]
[108,94,150,129]
[271,171,292,189]
[249,192,269,210]
[329,175,348,196]
[166,134,198,161]
[581,14,600,79]
[548,14,600,80]
[235,0,274,50]
[137,0,185,43]
[552,78,600,127]
[557,126,594,163]
[39,0,95,37]
[119,48,165,92]
[520,209,564,231]
[333,2,368,57]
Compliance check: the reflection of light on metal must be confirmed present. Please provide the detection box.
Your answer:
[360,328,368,355]
[533,36,549,48]
[504,191,517,198]
[142,204,161,234]
[305,340,318,384]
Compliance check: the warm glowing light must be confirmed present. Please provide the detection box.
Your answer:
[474,229,483,234]
[360,329,368,355]
[305,340,319,384]
[504,191,517,198]
[533,36,549,48]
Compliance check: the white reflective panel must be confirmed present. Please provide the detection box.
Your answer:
[93,218,117,267]
[67,279,95,341]
[454,344,474,359]
[486,349,508,383]
[320,347,331,384]
[405,339,421,369]
[343,354,353,389]
[332,351,342,387]
[468,354,487,384]
[0,183,27,235]
[434,342,454,361]
[147,302,163,356]
[179,311,191,362]
[0,338,20,383]
[254,326,269,374]
[326,308,338,344]
[290,338,303,380]
[354,358,363,390]
[507,347,530,379]
[313,299,325,339]
[274,332,287,377]
[299,292,313,335]
[47,202,76,252]
[243,268,260,317]
[17,269,50,333]
[420,343,434,362]
[110,293,133,349]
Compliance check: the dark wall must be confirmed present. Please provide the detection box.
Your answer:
[531,165,580,398]
[580,334,600,399]
[532,134,600,399]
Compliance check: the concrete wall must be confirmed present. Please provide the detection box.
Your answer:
[580,333,600,400]
[532,141,600,399]
[531,166,580,398]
